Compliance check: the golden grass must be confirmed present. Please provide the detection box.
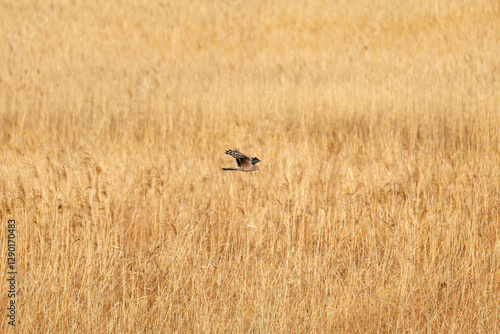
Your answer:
[0,0,499,332]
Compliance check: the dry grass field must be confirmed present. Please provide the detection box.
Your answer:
[0,0,499,332]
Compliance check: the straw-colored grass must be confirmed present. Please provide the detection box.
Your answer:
[0,0,499,332]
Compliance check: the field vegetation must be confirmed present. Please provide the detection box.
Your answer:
[0,0,499,332]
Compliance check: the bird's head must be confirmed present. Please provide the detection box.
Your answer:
[251,157,260,165]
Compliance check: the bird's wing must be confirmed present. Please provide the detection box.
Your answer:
[225,149,252,167]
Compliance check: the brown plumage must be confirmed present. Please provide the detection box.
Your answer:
[222,149,260,172]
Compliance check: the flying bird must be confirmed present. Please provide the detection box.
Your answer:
[222,149,260,172]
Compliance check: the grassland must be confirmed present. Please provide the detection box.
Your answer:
[0,0,499,332]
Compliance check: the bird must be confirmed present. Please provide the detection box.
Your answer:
[222,149,260,172]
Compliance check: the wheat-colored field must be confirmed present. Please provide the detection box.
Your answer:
[0,0,499,332]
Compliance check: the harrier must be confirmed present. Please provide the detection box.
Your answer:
[222,149,260,172]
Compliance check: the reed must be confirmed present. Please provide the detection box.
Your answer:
[0,0,498,332]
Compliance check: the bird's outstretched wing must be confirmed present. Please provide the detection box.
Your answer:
[225,149,252,168]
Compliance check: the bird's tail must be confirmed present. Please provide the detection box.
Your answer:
[222,167,239,171]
